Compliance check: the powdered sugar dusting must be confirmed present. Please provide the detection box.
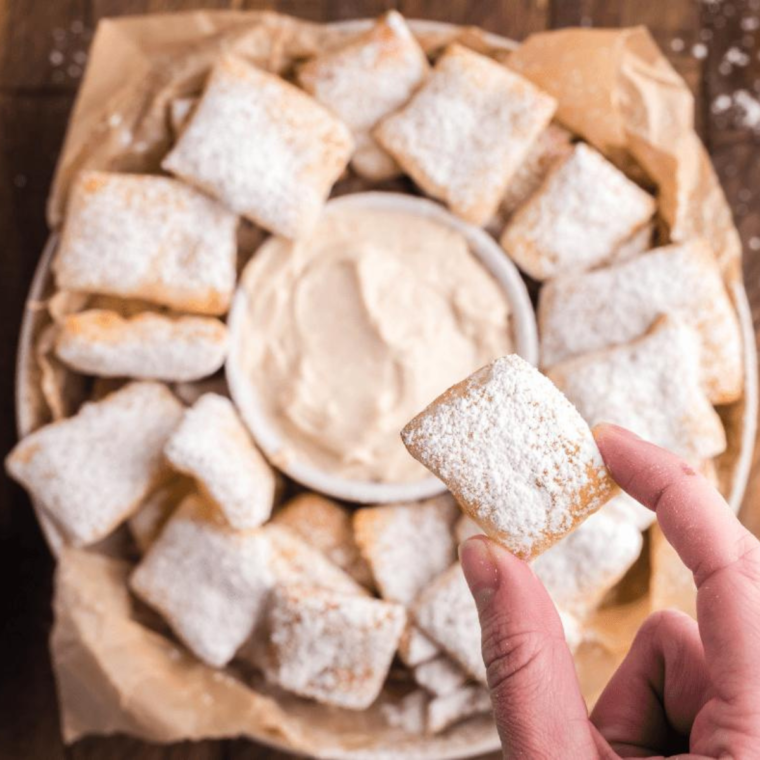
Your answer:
[539,240,744,404]
[263,523,368,597]
[163,56,353,239]
[398,625,441,667]
[413,563,485,683]
[298,11,429,181]
[375,44,556,225]
[263,585,406,710]
[501,143,656,280]
[353,495,458,605]
[128,476,194,553]
[402,355,615,559]
[427,685,491,735]
[272,493,373,588]
[532,509,643,617]
[56,309,228,382]
[53,172,238,316]
[130,494,273,667]
[6,381,183,546]
[165,394,275,530]
[548,317,727,461]
[414,655,467,697]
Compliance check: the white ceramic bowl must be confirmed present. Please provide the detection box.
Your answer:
[226,191,539,504]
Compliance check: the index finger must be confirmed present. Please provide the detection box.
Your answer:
[594,423,760,697]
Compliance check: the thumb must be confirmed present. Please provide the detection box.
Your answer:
[460,536,600,758]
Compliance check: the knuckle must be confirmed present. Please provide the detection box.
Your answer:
[480,615,549,695]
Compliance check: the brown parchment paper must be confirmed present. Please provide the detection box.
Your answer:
[20,11,754,758]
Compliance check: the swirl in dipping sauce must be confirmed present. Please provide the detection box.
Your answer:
[238,205,513,483]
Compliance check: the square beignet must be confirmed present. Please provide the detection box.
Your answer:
[539,239,743,404]
[398,625,441,667]
[262,585,406,710]
[130,494,273,668]
[53,172,238,315]
[163,56,354,239]
[532,509,643,617]
[499,123,573,218]
[501,143,656,280]
[164,394,275,530]
[375,44,556,225]
[412,563,485,683]
[414,655,467,697]
[427,685,492,735]
[55,310,228,383]
[353,495,458,605]
[128,476,194,553]
[402,355,617,560]
[6,381,183,547]
[605,492,656,531]
[263,523,368,597]
[298,11,429,181]
[272,493,373,588]
[547,316,727,461]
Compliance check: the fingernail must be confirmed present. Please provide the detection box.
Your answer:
[459,536,500,609]
[593,422,641,443]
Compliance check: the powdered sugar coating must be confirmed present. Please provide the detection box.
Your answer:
[532,509,643,617]
[130,494,273,667]
[548,317,726,461]
[6,381,183,546]
[263,585,406,710]
[263,523,367,597]
[165,394,275,530]
[414,656,467,697]
[298,11,429,181]
[499,123,573,217]
[605,492,656,531]
[353,495,458,605]
[398,625,441,667]
[413,563,485,683]
[375,44,556,225]
[272,493,373,588]
[402,355,616,559]
[163,56,354,239]
[55,309,228,382]
[539,240,744,404]
[53,172,238,315]
[128,476,194,553]
[427,685,491,735]
[612,221,654,263]
[169,96,198,136]
[501,143,656,280]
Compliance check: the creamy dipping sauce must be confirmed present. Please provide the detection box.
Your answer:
[239,205,513,482]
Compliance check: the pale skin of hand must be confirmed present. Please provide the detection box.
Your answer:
[459,423,760,759]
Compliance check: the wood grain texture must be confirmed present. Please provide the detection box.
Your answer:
[0,2,757,759]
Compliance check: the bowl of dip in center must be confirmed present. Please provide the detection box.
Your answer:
[227,192,538,503]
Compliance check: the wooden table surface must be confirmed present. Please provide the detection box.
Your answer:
[1,1,759,758]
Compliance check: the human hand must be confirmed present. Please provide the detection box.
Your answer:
[459,423,760,759]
